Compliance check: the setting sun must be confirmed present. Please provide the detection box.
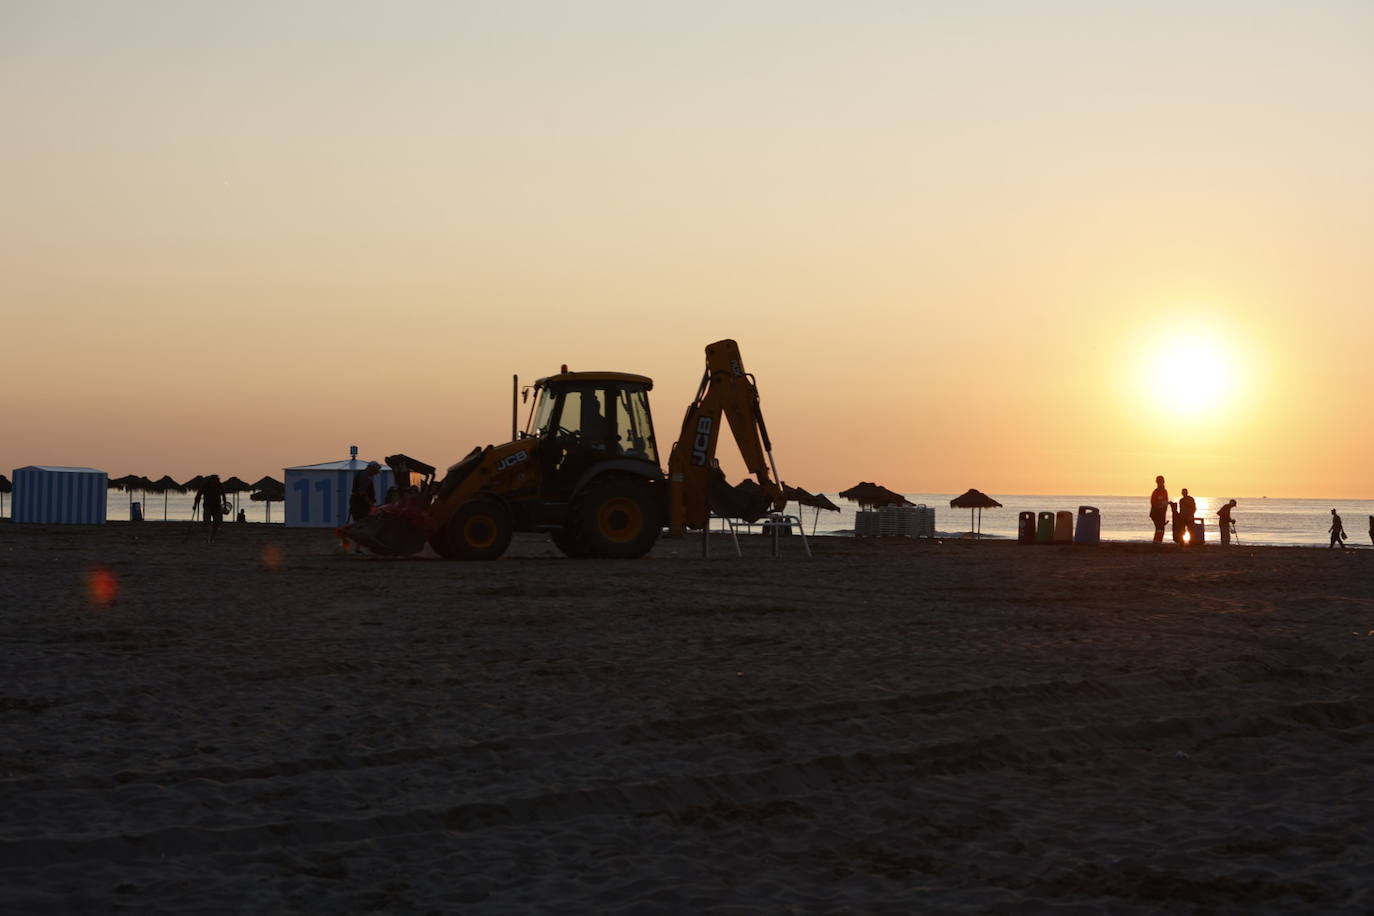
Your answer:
[1145,333,1239,417]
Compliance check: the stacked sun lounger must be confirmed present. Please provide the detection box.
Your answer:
[855,510,881,537]
[857,505,935,538]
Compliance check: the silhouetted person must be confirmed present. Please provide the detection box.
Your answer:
[192,474,226,543]
[582,397,609,450]
[236,509,247,523]
[351,462,381,523]
[1368,515,1373,548]
[1150,475,1169,543]
[1329,509,1346,549]
[1170,501,1185,544]
[1178,488,1196,543]
[1217,499,1237,545]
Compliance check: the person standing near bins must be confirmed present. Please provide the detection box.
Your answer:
[1150,475,1169,543]
[351,461,381,523]
[192,474,226,544]
[1329,508,1347,548]
[1217,499,1237,545]
[1178,488,1197,543]
[1169,500,1185,544]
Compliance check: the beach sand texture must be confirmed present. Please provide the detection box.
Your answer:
[2,523,1371,913]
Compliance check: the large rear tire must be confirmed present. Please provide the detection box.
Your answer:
[568,477,661,559]
[433,497,513,561]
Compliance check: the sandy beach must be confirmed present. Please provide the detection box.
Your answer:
[2,522,1371,913]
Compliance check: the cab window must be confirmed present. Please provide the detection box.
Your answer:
[553,387,611,452]
[614,387,657,463]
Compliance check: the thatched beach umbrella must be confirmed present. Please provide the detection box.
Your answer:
[250,480,285,523]
[839,482,913,510]
[108,474,145,516]
[949,488,1003,539]
[784,484,842,535]
[785,485,840,512]
[221,476,252,515]
[149,475,185,521]
[133,476,156,515]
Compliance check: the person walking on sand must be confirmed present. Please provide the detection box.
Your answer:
[1329,509,1347,549]
[192,474,226,544]
[1217,499,1237,546]
[1150,475,1169,543]
[1178,488,1196,543]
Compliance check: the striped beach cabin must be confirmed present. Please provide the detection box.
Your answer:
[12,466,109,525]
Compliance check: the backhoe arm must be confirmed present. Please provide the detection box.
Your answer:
[667,339,786,534]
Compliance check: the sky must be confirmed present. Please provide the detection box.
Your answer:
[3,1,1372,498]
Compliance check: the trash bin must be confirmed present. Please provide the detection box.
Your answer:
[1054,510,1073,542]
[1036,511,1055,543]
[1074,506,1101,544]
[1189,518,1205,545]
[130,501,143,522]
[1018,511,1036,544]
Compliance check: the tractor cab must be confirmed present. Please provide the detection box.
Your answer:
[525,373,661,485]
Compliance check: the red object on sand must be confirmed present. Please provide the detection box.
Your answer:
[340,501,437,555]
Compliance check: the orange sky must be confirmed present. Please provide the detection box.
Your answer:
[3,2,1372,497]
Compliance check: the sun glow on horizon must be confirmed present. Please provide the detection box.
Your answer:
[1142,331,1240,418]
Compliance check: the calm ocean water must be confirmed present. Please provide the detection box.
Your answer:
[3,490,1366,549]
[795,492,1374,548]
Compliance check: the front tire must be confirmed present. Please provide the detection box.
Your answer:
[567,477,661,559]
[433,496,513,561]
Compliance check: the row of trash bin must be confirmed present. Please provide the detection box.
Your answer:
[1019,507,1101,545]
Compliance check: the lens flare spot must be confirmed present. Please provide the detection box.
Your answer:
[261,544,284,571]
[86,568,118,607]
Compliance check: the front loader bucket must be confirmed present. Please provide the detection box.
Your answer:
[341,503,434,557]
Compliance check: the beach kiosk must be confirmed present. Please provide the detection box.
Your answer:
[12,466,108,524]
[284,448,395,528]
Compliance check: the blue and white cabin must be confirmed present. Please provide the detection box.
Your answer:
[12,466,108,524]
[283,455,394,528]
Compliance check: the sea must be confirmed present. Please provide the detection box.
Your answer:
[799,493,1374,548]
[64,490,1374,549]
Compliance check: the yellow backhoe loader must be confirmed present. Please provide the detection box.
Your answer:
[344,339,785,560]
